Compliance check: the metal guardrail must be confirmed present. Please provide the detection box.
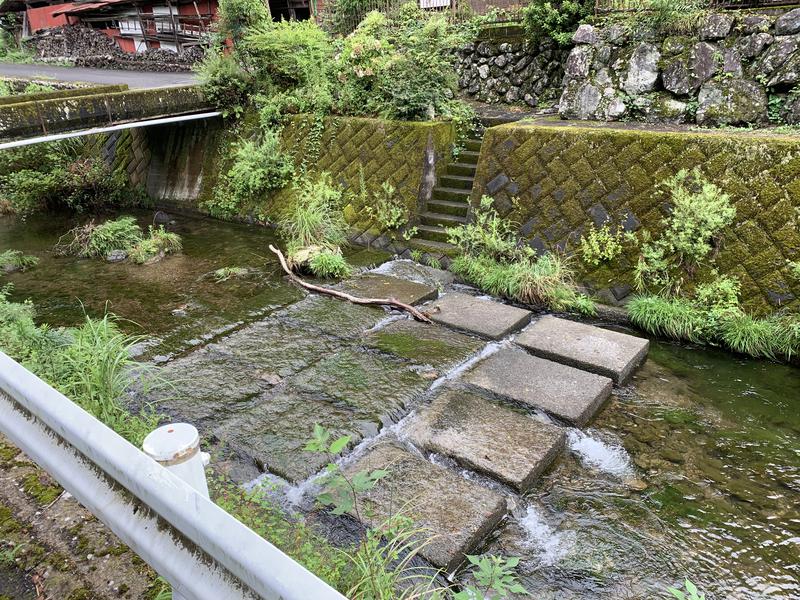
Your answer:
[0,351,347,600]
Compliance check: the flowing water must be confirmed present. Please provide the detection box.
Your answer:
[2,212,798,599]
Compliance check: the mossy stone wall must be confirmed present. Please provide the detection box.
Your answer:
[472,119,800,314]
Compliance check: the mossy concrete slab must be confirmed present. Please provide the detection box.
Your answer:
[286,349,430,424]
[214,390,379,482]
[362,319,483,370]
[406,389,566,492]
[464,347,613,427]
[515,316,650,384]
[338,273,438,306]
[276,294,387,338]
[370,259,455,288]
[427,292,532,339]
[343,442,507,572]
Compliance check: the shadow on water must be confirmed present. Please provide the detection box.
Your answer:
[2,211,798,599]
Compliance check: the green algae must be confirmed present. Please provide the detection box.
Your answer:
[21,473,61,506]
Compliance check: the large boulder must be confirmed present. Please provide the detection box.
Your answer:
[699,12,734,41]
[631,93,688,124]
[782,92,800,123]
[559,80,626,120]
[741,14,772,34]
[662,42,719,96]
[696,79,768,126]
[573,24,597,45]
[754,34,800,75]
[563,45,594,82]
[622,42,661,96]
[775,8,800,36]
[737,33,774,59]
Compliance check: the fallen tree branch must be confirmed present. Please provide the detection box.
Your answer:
[269,245,432,324]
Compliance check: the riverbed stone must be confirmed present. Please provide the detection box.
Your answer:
[514,316,649,384]
[427,292,531,339]
[338,273,438,306]
[362,318,483,370]
[463,347,613,426]
[287,349,429,424]
[276,294,386,338]
[406,389,566,492]
[214,390,378,482]
[343,442,507,572]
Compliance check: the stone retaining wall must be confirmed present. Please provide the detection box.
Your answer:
[0,84,128,107]
[471,120,800,314]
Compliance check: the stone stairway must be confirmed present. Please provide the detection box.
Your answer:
[409,134,483,252]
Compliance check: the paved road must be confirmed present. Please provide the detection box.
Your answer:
[0,62,197,88]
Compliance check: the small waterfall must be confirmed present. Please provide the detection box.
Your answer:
[518,505,574,566]
[567,429,633,477]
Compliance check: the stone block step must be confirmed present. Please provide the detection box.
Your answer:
[406,389,566,492]
[337,273,438,305]
[416,224,450,244]
[343,442,507,572]
[406,237,457,256]
[464,139,483,152]
[427,292,531,339]
[516,316,649,385]
[464,347,613,427]
[431,186,471,202]
[438,174,474,190]
[420,211,467,228]
[446,162,477,177]
[427,199,469,217]
[459,150,481,165]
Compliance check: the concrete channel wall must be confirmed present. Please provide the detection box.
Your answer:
[0,85,211,140]
[472,119,800,315]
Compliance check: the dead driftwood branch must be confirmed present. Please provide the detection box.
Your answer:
[269,245,432,324]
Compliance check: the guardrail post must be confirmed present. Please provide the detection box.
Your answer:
[143,423,211,600]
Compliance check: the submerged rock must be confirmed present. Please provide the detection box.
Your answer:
[105,249,128,263]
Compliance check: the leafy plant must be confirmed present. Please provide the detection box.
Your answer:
[0,250,38,273]
[195,49,252,118]
[212,266,250,282]
[308,248,353,279]
[636,0,706,35]
[278,173,349,255]
[523,0,592,46]
[0,543,24,567]
[455,555,528,599]
[364,181,409,232]
[668,578,705,600]
[129,226,183,264]
[56,217,142,259]
[578,223,626,266]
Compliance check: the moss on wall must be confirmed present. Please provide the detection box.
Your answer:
[472,119,800,314]
[0,84,128,107]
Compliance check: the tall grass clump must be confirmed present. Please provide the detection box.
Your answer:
[447,196,595,315]
[0,287,160,445]
[0,250,38,273]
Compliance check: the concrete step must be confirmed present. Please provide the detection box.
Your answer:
[420,211,467,228]
[416,224,450,243]
[464,346,613,427]
[343,442,507,572]
[439,174,474,190]
[427,199,469,217]
[337,273,438,306]
[464,139,483,152]
[406,237,457,255]
[431,186,471,202]
[446,162,477,177]
[407,389,566,493]
[427,292,532,340]
[515,315,650,385]
[459,150,481,165]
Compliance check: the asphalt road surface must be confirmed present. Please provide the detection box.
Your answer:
[0,62,197,88]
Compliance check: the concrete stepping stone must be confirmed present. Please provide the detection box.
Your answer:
[427,292,532,339]
[515,315,649,385]
[276,294,386,338]
[214,390,379,482]
[343,442,507,572]
[406,389,566,492]
[362,319,484,370]
[338,273,438,305]
[464,347,613,427]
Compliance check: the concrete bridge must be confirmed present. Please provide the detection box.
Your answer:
[0,82,215,143]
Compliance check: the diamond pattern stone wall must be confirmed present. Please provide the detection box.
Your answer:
[472,120,800,314]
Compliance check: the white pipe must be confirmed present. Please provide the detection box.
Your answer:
[0,111,222,150]
[0,352,347,600]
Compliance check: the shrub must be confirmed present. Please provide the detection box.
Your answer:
[364,181,408,231]
[637,0,706,35]
[216,0,272,42]
[308,248,353,279]
[129,226,183,264]
[56,217,142,259]
[523,0,593,46]
[278,173,348,254]
[579,223,626,266]
[195,50,253,118]
[446,195,519,262]
[0,250,38,273]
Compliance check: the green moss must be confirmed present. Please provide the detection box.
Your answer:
[0,441,18,463]
[21,473,61,505]
[66,588,93,600]
[0,504,21,535]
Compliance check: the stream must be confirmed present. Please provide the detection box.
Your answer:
[1,211,798,599]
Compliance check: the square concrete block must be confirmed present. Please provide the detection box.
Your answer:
[406,389,566,492]
[515,315,649,384]
[427,292,532,339]
[464,347,613,427]
[343,443,507,573]
[338,273,438,305]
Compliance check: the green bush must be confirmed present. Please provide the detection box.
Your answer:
[195,50,253,118]
[308,248,353,279]
[216,0,272,41]
[0,250,38,273]
[578,223,626,266]
[278,173,348,254]
[523,0,592,46]
[129,226,183,264]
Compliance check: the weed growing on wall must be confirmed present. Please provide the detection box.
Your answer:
[0,288,161,445]
[578,223,628,267]
[448,196,595,315]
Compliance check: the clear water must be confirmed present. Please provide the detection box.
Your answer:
[2,212,798,599]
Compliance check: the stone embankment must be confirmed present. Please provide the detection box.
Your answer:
[140,259,650,573]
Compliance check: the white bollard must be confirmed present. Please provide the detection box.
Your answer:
[143,423,211,600]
